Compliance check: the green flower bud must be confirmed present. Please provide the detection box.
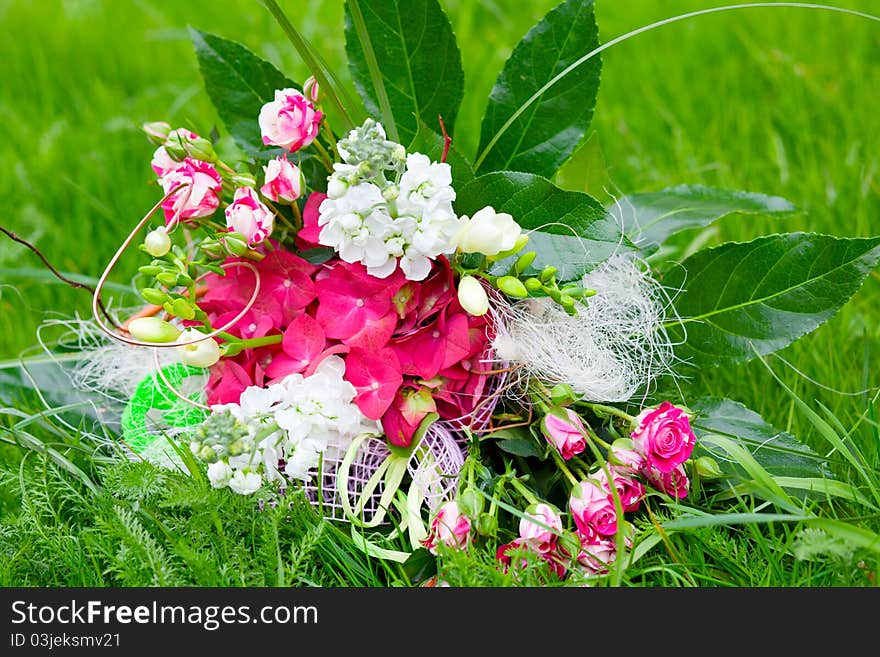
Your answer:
[497,275,528,298]
[223,234,249,257]
[560,285,585,299]
[155,271,179,287]
[559,294,575,309]
[539,265,557,283]
[170,297,195,320]
[185,136,217,163]
[163,138,188,162]
[513,251,537,275]
[558,531,582,561]
[139,287,168,305]
[138,264,163,276]
[458,489,484,518]
[694,456,725,479]
[476,512,497,537]
[127,317,181,343]
[142,121,171,146]
[583,288,597,298]
[199,445,218,463]
[524,277,542,292]
[230,172,256,188]
[382,183,400,201]
[550,383,577,406]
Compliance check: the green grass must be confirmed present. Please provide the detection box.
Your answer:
[1,0,879,586]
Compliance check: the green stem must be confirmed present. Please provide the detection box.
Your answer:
[583,402,636,424]
[509,476,540,506]
[259,0,353,131]
[347,0,399,142]
[310,137,335,172]
[550,449,580,487]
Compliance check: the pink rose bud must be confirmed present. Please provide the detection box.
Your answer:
[577,536,617,575]
[609,440,645,475]
[151,128,198,178]
[303,75,320,103]
[630,401,696,473]
[258,88,323,152]
[642,462,690,500]
[519,503,563,554]
[541,407,587,460]
[570,479,618,539]
[225,186,275,247]
[593,468,645,513]
[143,121,172,146]
[160,159,223,225]
[260,155,303,204]
[421,500,471,555]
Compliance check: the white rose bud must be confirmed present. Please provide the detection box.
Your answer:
[206,461,233,489]
[457,275,490,316]
[456,206,522,257]
[176,328,221,368]
[143,227,171,257]
[127,317,182,343]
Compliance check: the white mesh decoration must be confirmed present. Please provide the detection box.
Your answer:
[300,435,390,522]
[407,423,466,514]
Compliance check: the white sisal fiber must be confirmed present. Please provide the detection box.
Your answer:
[490,254,678,403]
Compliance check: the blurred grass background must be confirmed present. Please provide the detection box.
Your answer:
[0,0,878,454]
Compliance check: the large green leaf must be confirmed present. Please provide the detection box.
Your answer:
[344,0,464,145]
[190,28,297,156]
[475,0,601,178]
[610,185,797,253]
[455,172,632,282]
[691,397,830,481]
[666,233,880,367]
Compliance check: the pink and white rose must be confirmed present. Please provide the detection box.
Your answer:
[570,479,618,539]
[609,442,645,475]
[519,503,563,554]
[151,128,198,178]
[225,186,275,246]
[160,159,222,224]
[541,408,587,460]
[577,537,617,575]
[631,401,696,473]
[258,88,322,152]
[260,155,303,204]
[421,500,471,555]
[642,462,690,499]
[593,468,645,513]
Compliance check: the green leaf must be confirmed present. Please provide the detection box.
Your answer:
[190,28,297,156]
[497,438,544,458]
[666,233,880,367]
[475,0,601,178]
[455,171,632,282]
[344,0,464,145]
[610,184,797,253]
[408,120,474,189]
[691,397,830,481]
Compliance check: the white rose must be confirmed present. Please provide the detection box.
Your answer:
[456,206,521,256]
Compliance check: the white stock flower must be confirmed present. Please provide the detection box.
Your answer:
[206,461,233,489]
[228,470,263,495]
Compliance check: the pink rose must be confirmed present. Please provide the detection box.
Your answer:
[577,537,616,575]
[151,127,198,178]
[642,462,690,499]
[519,503,563,554]
[259,88,322,152]
[225,187,275,246]
[496,538,568,580]
[609,443,645,475]
[570,479,618,539]
[631,401,696,473]
[593,468,645,513]
[541,408,587,460]
[260,155,303,204]
[160,159,222,224]
[421,500,471,555]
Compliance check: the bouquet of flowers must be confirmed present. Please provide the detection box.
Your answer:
[49,0,879,583]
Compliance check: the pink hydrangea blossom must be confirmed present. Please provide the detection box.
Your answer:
[260,155,302,203]
[421,501,471,555]
[160,159,222,224]
[570,479,618,539]
[259,88,322,152]
[225,186,275,246]
[541,408,587,460]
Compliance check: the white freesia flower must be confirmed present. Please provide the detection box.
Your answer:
[456,206,522,256]
[176,328,221,368]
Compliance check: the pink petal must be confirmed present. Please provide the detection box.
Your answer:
[282,314,326,368]
[344,347,403,420]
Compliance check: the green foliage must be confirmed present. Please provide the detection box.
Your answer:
[190,28,297,156]
[454,171,631,282]
[666,233,880,367]
[611,184,797,255]
[344,0,464,144]
[475,0,601,178]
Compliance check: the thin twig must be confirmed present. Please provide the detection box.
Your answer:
[0,225,122,330]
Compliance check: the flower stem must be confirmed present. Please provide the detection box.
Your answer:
[583,402,636,424]
[509,476,540,506]
[549,449,580,487]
